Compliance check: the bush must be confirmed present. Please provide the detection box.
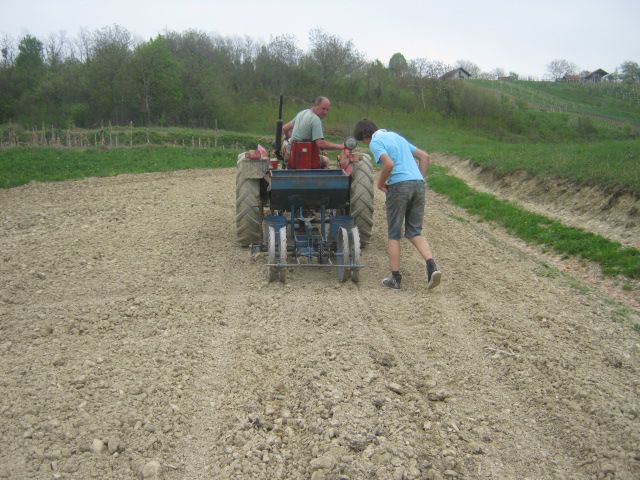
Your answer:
[571,116,598,139]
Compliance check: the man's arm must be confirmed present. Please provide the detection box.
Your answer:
[377,153,394,192]
[412,148,430,178]
[315,138,344,151]
[282,120,294,139]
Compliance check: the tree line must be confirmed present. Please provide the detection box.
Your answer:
[1,26,637,133]
[0,27,421,129]
[0,26,530,131]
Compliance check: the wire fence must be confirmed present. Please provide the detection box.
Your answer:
[0,121,256,151]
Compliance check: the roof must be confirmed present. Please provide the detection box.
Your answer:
[439,67,471,80]
[585,68,608,79]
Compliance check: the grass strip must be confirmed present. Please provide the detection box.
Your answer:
[429,165,640,279]
[0,146,237,189]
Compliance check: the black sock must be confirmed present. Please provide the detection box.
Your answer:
[392,271,401,281]
[426,259,436,276]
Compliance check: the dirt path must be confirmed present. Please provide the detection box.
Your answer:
[1,168,638,479]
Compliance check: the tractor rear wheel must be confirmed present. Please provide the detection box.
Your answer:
[349,153,374,245]
[235,172,263,247]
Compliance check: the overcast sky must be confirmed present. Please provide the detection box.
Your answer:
[1,0,638,78]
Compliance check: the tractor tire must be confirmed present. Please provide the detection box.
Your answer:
[349,153,374,245]
[235,168,264,247]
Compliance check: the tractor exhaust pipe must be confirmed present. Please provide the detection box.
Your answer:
[274,94,284,161]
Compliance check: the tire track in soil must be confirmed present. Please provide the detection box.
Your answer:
[349,198,588,479]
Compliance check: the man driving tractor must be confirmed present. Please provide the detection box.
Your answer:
[282,96,346,169]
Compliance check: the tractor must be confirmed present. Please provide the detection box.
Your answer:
[235,95,374,283]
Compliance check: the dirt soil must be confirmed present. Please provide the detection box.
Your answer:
[1,165,639,480]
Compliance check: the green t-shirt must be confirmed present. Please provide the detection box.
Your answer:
[291,109,324,142]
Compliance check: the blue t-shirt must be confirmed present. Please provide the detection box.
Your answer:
[369,130,424,185]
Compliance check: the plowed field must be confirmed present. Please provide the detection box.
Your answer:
[1,164,638,479]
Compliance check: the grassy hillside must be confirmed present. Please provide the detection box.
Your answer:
[2,77,640,194]
[431,138,640,192]
[471,79,640,126]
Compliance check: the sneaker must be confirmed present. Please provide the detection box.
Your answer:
[426,260,441,290]
[382,276,401,290]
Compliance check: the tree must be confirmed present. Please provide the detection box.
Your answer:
[365,59,388,100]
[389,52,408,78]
[44,31,71,68]
[74,27,93,63]
[163,30,235,127]
[409,58,450,79]
[0,34,15,67]
[14,35,46,122]
[85,25,134,124]
[546,59,578,80]
[306,29,363,84]
[132,36,182,125]
[253,34,302,95]
[620,61,640,83]
[15,35,44,77]
[267,34,301,67]
[0,34,17,122]
[491,67,505,79]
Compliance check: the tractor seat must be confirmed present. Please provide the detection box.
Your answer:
[287,141,321,169]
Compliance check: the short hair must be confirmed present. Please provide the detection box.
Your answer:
[353,119,378,141]
[312,96,327,106]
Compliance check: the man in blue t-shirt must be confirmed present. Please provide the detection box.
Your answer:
[354,119,441,290]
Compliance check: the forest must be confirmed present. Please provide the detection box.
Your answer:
[0,26,452,129]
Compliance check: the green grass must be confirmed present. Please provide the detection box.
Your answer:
[433,139,640,192]
[392,121,640,193]
[0,146,237,188]
[471,80,640,126]
[428,164,640,279]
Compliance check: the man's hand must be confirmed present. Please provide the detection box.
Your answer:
[378,153,393,193]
